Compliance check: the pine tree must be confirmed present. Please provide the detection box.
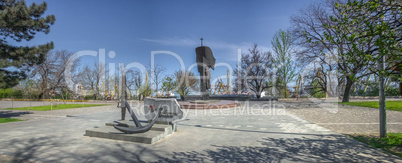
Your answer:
[0,0,55,89]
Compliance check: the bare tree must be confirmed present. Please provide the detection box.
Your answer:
[290,0,363,101]
[31,52,55,99]
[78,65,96,90]
[126,69,142,99]
[77,62,105,99]
[31,50,79,99]
[233,44,273,98]
[93,62,106,99]
[174,70,198,99]
[149,64,166,94]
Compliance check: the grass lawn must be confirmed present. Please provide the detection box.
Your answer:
[339,101,402,112]
[0,118,24,123]
[347,133,402,157]
[5,104,109,111]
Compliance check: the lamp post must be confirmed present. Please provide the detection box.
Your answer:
[378,0,386,138]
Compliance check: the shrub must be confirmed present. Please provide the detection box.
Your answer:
[365,86,399,96]
[0,88,23,99]
[84,95,95,100]
[385,87,399,96]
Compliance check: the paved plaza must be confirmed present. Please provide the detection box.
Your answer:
[284,100,402,134]
[0,100,401,162]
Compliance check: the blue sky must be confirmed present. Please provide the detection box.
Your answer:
[25,0,316,88]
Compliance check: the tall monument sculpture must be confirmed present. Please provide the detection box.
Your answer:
[196,38,215,100]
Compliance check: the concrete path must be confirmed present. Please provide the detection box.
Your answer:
[0,100,115,109]
[0,101,401,162]
[285,101,402,134]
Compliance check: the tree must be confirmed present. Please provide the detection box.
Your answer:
[303,66,331,98]
[161,75,176,95]
[0,0,55,89]
[149,64,166,94]
[138,73,151,99]
[271,29,298,98]
[290,0,400,102]
[311,61,341,97]
[77,62,105,99]
[310,79,327,98]
[329,0,401,101]
[93,62,106,99]
[327,0,401,138]
[233,44,273,98]
[290,1,343,98]
[174,70,198,99]
[325,0,400,102]
[31,50,79,99]
[126,69,142,99]
[78,65,95,91]
[291,1,344,100]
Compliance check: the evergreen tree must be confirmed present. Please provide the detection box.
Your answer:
[0,0,55,89]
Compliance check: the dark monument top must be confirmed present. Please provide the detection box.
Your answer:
[195,46,215,73]
[195,38,215,98]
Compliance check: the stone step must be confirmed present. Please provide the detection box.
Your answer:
[85,122,173,144]
[105,121,173,132]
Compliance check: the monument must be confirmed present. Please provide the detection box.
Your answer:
[179,38,241,109]
[196,37,216,100]
[85,74,183,144]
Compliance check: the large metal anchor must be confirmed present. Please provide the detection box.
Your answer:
[114,74,183,134]
[113,74,161,134]
[114,100,161,133]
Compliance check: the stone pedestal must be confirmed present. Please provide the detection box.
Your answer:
[85,120,175,144]
[201,94,209,100]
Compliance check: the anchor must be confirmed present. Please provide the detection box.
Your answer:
[114,74,183,134]
[114,100,162,133]
[113,74,161,133]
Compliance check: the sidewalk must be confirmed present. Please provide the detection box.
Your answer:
[285,101,402,134]
[0,101,400,162]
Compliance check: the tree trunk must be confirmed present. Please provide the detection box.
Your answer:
[42,89,50,99]
[284,83,288,98]
[399,82,402,96]
[65,91,68,104]
[155,83,158,95]
[342,78,354,102]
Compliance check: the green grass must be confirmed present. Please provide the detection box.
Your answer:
[339,101,402,112]
[348,133,402,157]
[0,118,24,123]
[6,104,109,111]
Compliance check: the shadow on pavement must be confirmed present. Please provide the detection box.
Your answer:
[155,135,401,162]
[0,111,33,118]
[1,136,163,163]
[2,134,400,162]
[179,123,328,136]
